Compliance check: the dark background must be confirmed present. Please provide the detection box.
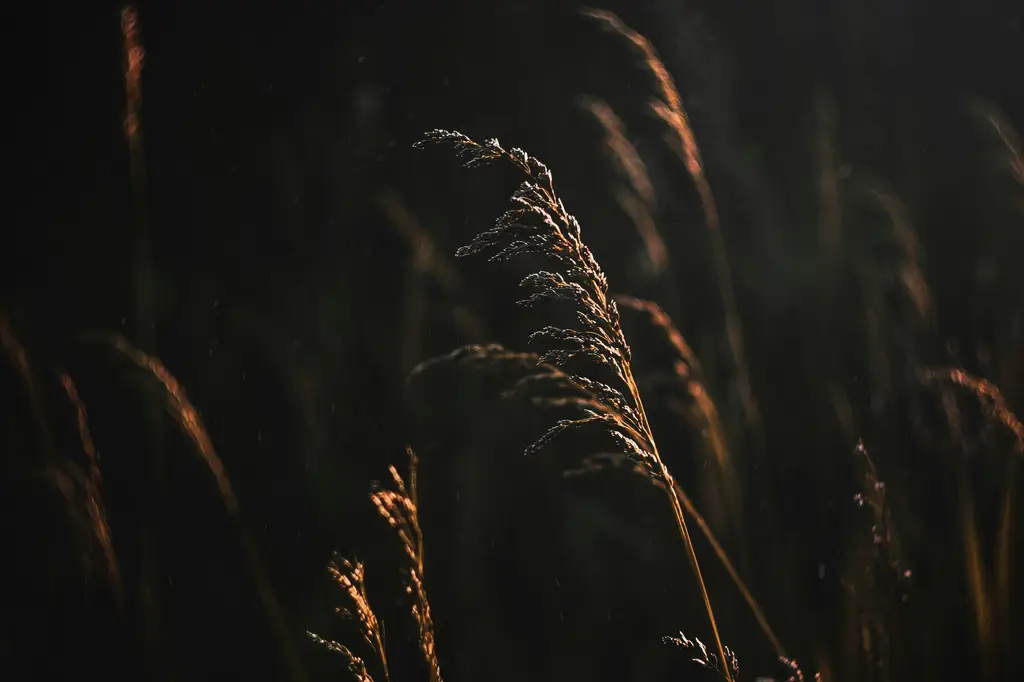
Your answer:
[3,1,1023,680]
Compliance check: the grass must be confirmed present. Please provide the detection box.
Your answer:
[4,3,1023,682]
[411,126,736,679]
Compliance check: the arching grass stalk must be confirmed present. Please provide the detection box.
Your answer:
[416,130,733,682]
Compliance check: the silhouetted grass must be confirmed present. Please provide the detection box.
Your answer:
[4,4,1023,682]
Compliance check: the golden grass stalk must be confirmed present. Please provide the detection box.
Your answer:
[670,479,783,656]
[960,488,995,678]
[371,448,442,682]
[311,555,390,682]
[120,5,156,352]
[1,316,122,599]
[311,449,441,682]
[581,96,657,207]
[968,97,1024,191]
[921,366,1022,678]
[613,295,784,657]
[869,189,930,323]
[416,131,733,681]
[580,96,668,274]
[121,6,145,154]
[58,372,123,603]
[850,184,931,415]
[919,367,1024,452]
[614,295,736,508]
[102,333,307,682]
[0,315,54,456]
[582,8,761,436]
[582,452,784,659]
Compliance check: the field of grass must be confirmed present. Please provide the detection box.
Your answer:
[2,3,1022,681]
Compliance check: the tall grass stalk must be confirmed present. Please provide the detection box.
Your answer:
[583,8,761,437]
[416,130,733,681]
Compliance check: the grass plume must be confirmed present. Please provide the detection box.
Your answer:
[415,129,733,680]
[371,449,442,682]
[664,630,740,681]
[312,449,442,682]
[315,556,390,682]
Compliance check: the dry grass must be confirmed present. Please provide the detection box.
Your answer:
[100,333,307,682]
[310,557,389,682]
[310,449,442,682]
[414,129,734,680]
[403,47,1021,677]
[416,340,784,660]
[57,371,123,605]
[1,316,121,599]
[664,630,740,681]
[580,96,668,275]
[664,631,820,681]
[370,449,441,682]
[582,7,761,438]
[8,5,1023,681]
[841,441,913,682]
[919,366,1023,678]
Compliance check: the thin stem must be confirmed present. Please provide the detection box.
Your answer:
[624,371,734,682]
[672,479,786,658]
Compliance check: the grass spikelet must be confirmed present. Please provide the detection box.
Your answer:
[664,630,739,681]
[411,343,581,394]
[665,629,818,682]
[918,367,1024,453]
[306,630,375,682]
[1,316,122,598]
[58,372,122,603]
[416,130,733,680]
[370,448,442,682]
[846,440,912,681]
[968,97,1024,191]
[318,555,390,682]
[777,655,822,682]
[311,449,442,682]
